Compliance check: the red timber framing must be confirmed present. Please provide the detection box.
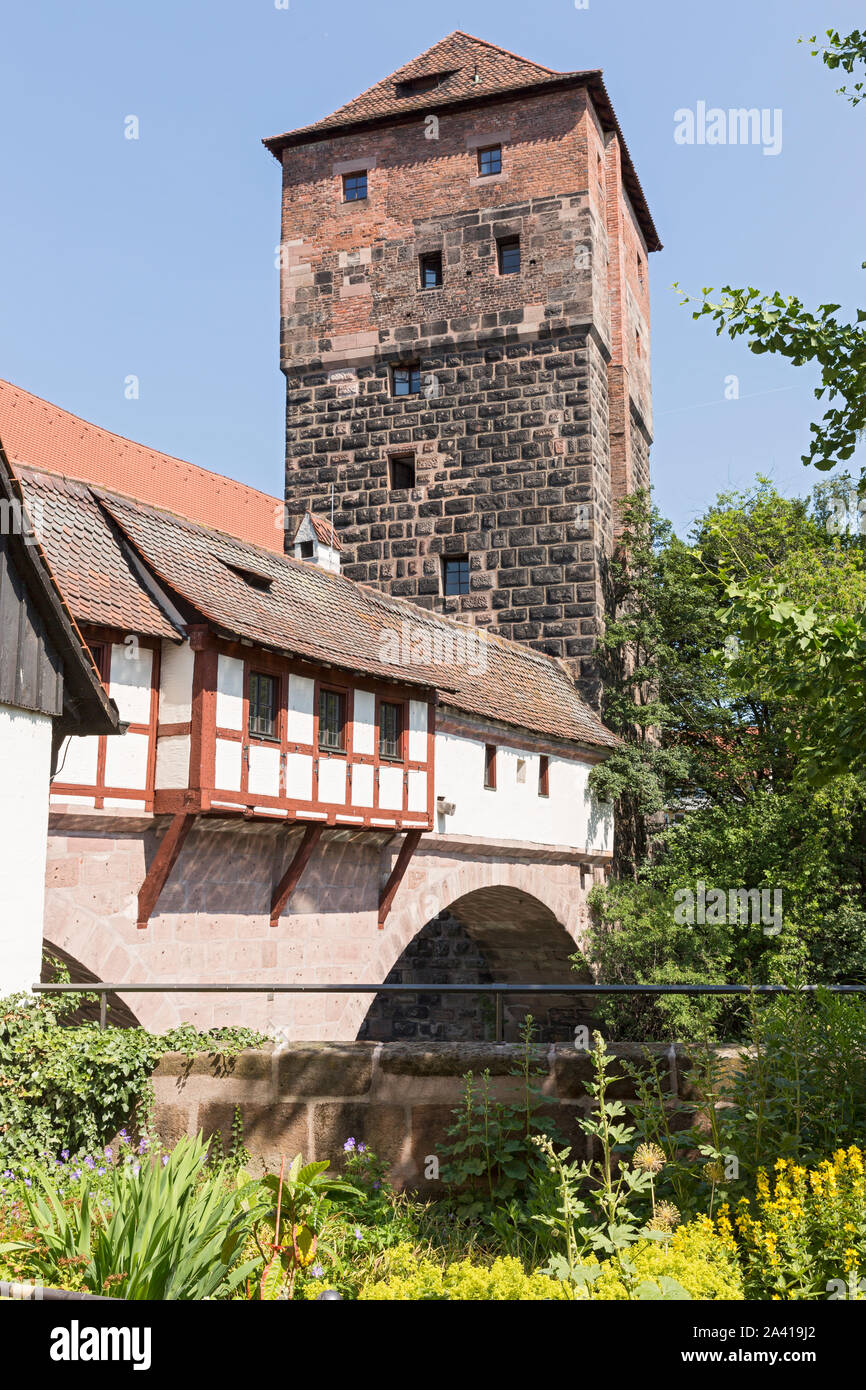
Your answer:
[136,811,196,929]
[378,829,423,930]
[50,626,161,810]
[269,823,324,927]
[154,629,436,833]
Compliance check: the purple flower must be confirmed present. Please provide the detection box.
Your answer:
[24,1179,31,1188]
[84,1156,95,1169]
[354,1227,362,1240]
[311,1263,324,1278]
[138,1138,148,1154]
[372,1181,381,1190]
[343,1138,355,1152]
[162,1155,169,1166]
[61,1150,69,1161]
[104,1147,113,1160]
[132,1164,141,1177]
[357,1143,366,1154]
[97,1168,106,1176]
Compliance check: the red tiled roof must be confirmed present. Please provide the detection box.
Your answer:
[16,468,180,640]
[0,446,119,736]
[263,30,661,252]
[18,467,617,750]
[0,379,283,553]
[301,512,343,551]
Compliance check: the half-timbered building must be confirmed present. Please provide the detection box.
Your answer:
[0,379,617,1039]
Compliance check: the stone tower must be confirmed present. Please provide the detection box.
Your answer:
[264,31,660,704]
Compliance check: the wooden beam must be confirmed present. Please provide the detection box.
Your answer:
[378,829,423,930]
[270,823,323,928]
[137,812,195,929]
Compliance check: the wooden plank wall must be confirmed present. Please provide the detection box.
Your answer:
[0,533,63,717]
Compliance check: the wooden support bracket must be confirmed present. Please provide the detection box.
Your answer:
[137,811,195,929]
[270,823,324,928]
[378,829,423,930]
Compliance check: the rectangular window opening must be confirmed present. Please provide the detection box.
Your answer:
[342,171,367,202]
[478,145,502,176]
[389,453,416,490]
[484,744,497,790]
[497,236,521,275]
[392,363,422,397]
[442,555,470,595]
[419,252,443,289]
[249,671,278,741]
[538,754,550,798]
[318,688,346,751]
[379,701,403,760]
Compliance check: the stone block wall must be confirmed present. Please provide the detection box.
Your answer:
[43,809,596,1040]
[152,1040,736,1191]
[278,81,654,701]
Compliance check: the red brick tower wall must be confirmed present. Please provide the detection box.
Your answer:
[276,78,653,704]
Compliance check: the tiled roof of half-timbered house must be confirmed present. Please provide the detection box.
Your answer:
[17,465,618,751]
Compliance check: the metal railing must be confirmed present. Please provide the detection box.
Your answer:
[32,980,866,1043]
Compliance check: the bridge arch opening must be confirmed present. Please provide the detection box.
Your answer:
[41,941,142,1028]
[357,884,593,1043]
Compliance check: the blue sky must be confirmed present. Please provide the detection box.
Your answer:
[1,0,863,534]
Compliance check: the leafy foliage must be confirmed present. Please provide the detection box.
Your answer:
[0,989,266,1165]
[802,27,866,105]
[0,1135,259,1300]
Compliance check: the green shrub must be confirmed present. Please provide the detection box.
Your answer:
[358,1242,568,1301]
[0,990,265,1164]
[589,1217,743,1300]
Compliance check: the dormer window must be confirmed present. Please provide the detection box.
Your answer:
[222,560,273,591]
[477,145,502,176]
[343,171,367,202]
[395,70,455,97]
[298,540,314,559]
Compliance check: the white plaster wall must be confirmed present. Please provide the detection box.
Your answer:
[351,761,374,807]
[104,729,149,789]
[407,769,427,813]
[155,733,191,789]
[434,730,612,852]
[408,701,427,762]
[318,756,346,804]
[109,643,153,725]
[216,656,244,730]
[0,705,51,996]
[378,764,403,811]
[352,689,375,755]
[287,675,314,744]
[159,641,194,723]
[57,732,98,785]
[285,751,312,801]
[249,744,280,797]
[215,737,242,790]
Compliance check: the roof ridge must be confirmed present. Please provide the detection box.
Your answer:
[0,379,281,509]
[449,30,561,75]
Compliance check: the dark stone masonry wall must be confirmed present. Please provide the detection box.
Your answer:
[284,321,613,695]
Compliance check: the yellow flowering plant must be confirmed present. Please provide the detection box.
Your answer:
[718,1145,866,1299]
